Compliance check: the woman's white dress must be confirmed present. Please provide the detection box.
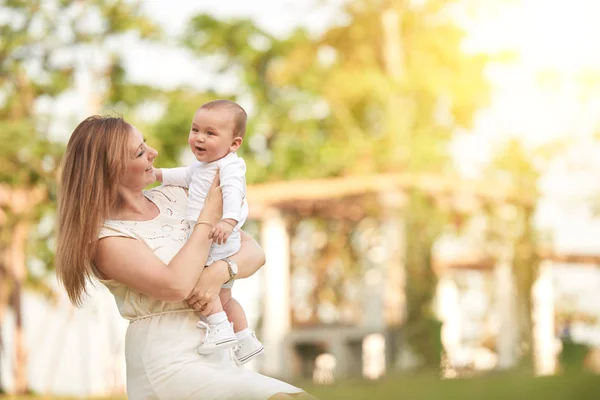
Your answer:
[96,185,302,399]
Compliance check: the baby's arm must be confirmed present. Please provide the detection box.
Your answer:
[211,157,247,244]
[220,157,246,223]
[157,165,193,188]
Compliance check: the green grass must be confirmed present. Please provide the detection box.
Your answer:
[2,372,599,399]
[300,371,600,400]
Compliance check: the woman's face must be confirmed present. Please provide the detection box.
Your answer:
[121,125,158,190]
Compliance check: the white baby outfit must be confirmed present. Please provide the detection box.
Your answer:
[162,153,248,288]
[95,185,301,399]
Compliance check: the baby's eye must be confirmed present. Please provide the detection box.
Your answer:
[191,128,199,133]
[207,131,216,136]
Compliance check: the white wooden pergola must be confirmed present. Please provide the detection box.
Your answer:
[433,247,600,376]
[246,172,534,379]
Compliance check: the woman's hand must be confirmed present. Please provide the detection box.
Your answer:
[198,170,223,226]
[185,230,265,311]
[186,260,229,311]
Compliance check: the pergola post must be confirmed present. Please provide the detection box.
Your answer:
[259,208,292,379]
[379,191,407,328]
[532,261,556,375]
[494,250,518,369]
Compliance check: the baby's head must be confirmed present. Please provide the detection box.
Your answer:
[188,99,247,163]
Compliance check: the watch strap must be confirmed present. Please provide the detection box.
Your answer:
[223,258,236,284]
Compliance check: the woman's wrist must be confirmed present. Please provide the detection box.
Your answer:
[193,220,214,230]
[197,212,219,226]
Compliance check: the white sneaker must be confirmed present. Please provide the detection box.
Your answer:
[196,320,237,354]
[234,332,264,364]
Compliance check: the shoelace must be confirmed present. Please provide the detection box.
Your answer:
[196,320,212,345]
[197,320,242,366]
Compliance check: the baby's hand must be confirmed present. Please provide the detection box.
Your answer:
[153,167,163,183]
[211,220,234,245]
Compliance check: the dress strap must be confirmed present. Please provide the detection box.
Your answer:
[129,308,196,322]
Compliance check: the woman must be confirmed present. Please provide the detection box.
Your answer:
[55,115,314,399]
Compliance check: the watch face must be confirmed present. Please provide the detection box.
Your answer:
[230,260,238,274]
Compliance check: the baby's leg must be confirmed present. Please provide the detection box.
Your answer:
[220,289,264,363]
[200,296,224,317]
[223,288,265,363]
[196,294,237,354]
[220,288,248,332]
[199,297,229,330]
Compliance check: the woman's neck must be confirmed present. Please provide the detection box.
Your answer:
[109,188,158,221]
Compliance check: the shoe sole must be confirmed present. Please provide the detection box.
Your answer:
[237,345,265,364]
[197,338,238,354]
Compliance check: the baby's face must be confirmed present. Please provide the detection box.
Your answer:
[188,108,237,163]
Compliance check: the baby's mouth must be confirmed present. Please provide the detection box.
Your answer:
[196,146,206,152]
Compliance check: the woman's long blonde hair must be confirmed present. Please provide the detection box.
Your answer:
[56,115,131,306]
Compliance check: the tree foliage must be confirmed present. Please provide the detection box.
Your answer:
[172,0,488,182]
[0,0,159,393]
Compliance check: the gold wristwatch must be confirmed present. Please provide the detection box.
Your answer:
[223,258,238,284]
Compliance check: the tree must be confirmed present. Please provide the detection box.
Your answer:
[0,0,158,393]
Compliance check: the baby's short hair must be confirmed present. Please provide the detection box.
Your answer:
[199,99,247,138]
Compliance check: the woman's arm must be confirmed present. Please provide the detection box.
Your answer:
[228,230,266,279]
[185,230,265,308]
[94,175,223,302]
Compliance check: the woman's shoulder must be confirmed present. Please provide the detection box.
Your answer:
[145,184,188,206]
[99,222,138,239]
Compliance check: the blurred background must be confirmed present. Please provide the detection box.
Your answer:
[2,0,600,398]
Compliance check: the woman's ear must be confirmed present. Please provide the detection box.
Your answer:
[230,137,243,152]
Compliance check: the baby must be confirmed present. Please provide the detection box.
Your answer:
[154,99,263,364]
